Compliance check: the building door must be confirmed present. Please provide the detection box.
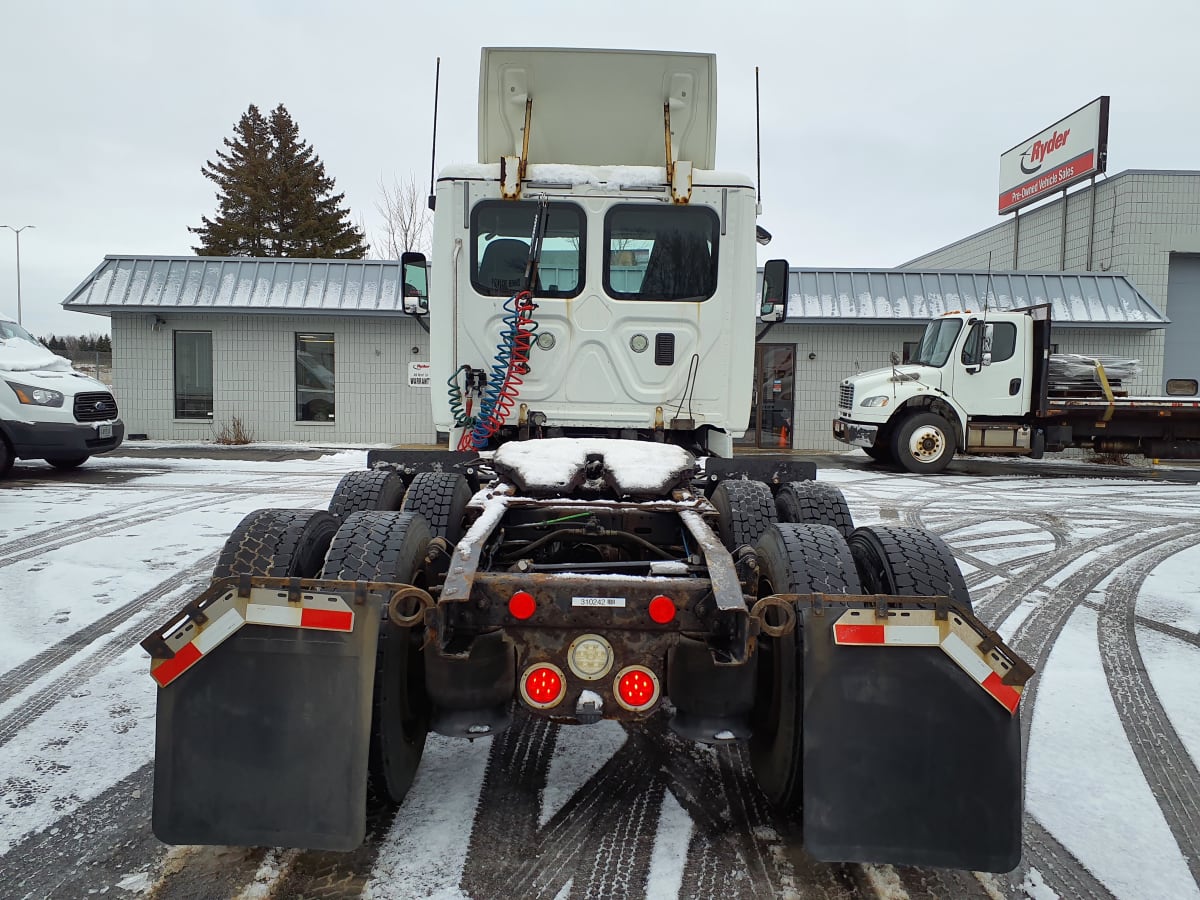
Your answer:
[1165,254,1200,395]
[737,344,795,448]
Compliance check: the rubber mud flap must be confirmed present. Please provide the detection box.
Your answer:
[800,607,1023,872]
[152,599,381,851]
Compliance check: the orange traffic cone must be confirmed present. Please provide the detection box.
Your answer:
[778,425,789,448]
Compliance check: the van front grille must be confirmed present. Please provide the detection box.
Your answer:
[74,392,119,422]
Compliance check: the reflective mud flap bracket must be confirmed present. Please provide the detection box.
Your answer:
[798,595,1029,873]
[143,577,387,851]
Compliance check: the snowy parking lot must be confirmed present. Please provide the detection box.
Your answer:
[1,450,1198,899]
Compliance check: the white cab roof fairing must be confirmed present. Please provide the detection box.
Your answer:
[478,47,717,169]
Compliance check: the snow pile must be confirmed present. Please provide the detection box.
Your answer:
[0,338,74,373]
[492,438,694,494]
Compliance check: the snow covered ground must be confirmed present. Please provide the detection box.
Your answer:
[0,449,1198,899]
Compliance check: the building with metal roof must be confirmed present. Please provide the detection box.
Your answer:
[775,269,1165,327]
[62,239,1189,452]
[63,256,432,446]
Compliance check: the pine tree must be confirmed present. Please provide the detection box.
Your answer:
[269,105,367,258]
[190,103,367,258]
[190,105,275,256]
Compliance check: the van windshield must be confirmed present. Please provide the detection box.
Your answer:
[911,319,963,367]
[0,319,44,348]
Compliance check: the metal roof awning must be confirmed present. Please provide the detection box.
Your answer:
[62,256,409,317]
[774,269,1167,328]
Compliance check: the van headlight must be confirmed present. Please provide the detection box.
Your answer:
[860,395,889,408]
[7,381,64,407]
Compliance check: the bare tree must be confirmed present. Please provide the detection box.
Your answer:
[374,173,432,258]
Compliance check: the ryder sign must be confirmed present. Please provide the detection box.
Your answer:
[998,97,1109,214]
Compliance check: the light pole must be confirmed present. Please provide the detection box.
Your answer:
[1,225,35,325]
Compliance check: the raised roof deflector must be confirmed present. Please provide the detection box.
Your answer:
[478,47,716,169]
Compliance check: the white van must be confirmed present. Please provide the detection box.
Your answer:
[0,312,123,477]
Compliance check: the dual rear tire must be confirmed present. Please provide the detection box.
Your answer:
[749,521,973,813]
[214,506,432,806]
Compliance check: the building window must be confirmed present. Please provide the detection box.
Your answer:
[296,333,335,422]
[174,331,213,419]
[604,205,718,301]
[471,200,584,298]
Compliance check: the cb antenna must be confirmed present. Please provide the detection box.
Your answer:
[755,66,762,210]
[428,56,441,210]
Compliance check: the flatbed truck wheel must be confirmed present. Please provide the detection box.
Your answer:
[212,508,339,579]
[328,469,406,518]
[892,411,956,474]
[710,479,777,551]
[401,471,472,542]
[322,511,431,804]
[774,481,854,538]
[847,524,972,612]
[750,523,861,812]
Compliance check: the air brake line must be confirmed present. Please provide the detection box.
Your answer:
[456,196,549,451]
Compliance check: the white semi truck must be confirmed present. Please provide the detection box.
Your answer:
[827,299,1200,473]
[0,311,123,477]
[142,49,1031,873]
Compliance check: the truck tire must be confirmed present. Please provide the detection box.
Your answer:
[212,508,338,580]
[328,469,406,518]
[751,523,861,812]
[892,411,956,474]
[774,481,854,538]
[710,479,777,551]
[847,524,973,612]
[0,437,14,478]
[400,471,473,542]
[323,512,431,804]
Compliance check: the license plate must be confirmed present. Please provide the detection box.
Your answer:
[98,424,113,439]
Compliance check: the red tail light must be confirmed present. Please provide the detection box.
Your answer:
[614,666,660,711]
[509,591,536,620]
[520,664,565,709]
[648,595,676,624]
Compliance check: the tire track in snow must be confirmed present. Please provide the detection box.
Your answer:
[0,496,226,569]
[0,554,217,750]
[0,552,219,706]
[1097,531,1200,888]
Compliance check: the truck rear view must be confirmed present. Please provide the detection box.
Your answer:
[141,48,1032,875]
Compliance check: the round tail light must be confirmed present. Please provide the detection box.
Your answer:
[648,595,676,624]
[508,590,536,620]
[614,665,660,712]
[520,663,566,709]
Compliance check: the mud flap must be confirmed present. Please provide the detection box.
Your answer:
[801,608,1023,872]
[152,599,381,851]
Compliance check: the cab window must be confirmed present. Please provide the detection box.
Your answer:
[471,201,583,298]
[961,321,1017,366]
[604,205,718,301]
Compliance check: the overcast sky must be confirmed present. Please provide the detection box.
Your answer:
[2,0,1197,337]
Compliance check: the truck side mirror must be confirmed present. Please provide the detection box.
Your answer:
[401,252,429,315]
[760,258,789,322]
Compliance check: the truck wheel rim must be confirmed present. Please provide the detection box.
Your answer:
[908,426,945,462]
